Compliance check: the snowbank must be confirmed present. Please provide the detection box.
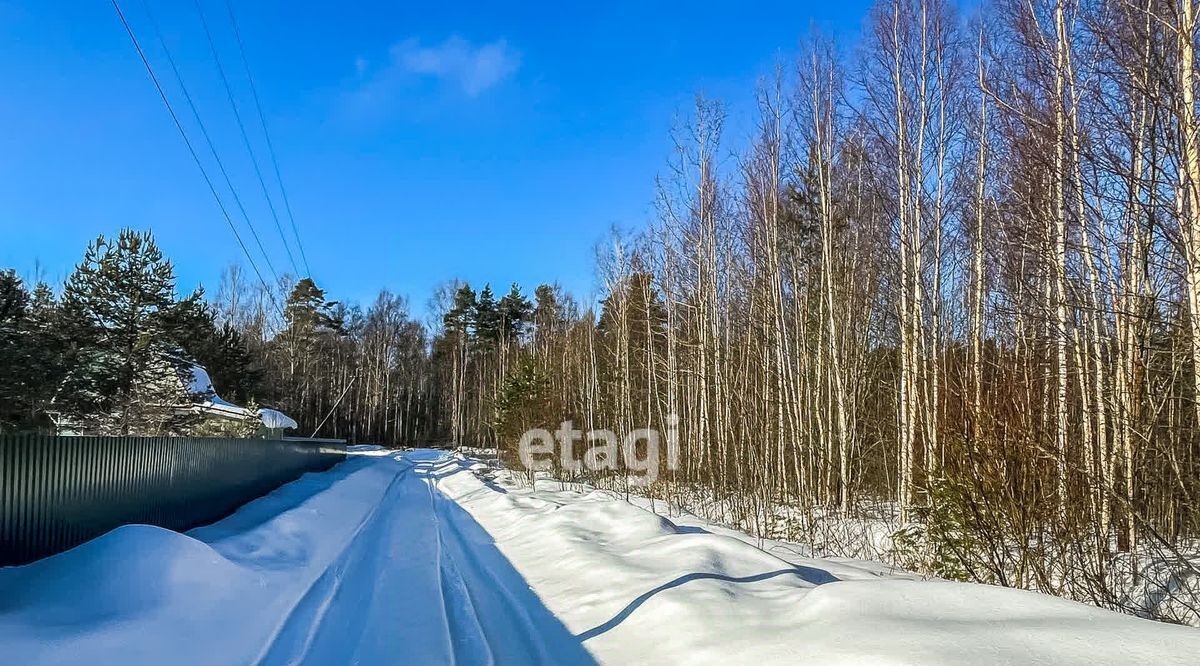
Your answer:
[0,456,400,664]
[439,456,1200,665]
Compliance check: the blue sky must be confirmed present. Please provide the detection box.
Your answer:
[0,0,873,312]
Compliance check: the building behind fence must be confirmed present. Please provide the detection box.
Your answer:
[0,434,346,566]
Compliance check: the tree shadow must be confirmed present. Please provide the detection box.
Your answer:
[673,525,711,535]
[577,566,840,642]
[408,450,510,494]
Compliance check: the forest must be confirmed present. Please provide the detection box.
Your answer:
[0,230,436,443]
[471,0,1200,623]
[5,0,1200,625]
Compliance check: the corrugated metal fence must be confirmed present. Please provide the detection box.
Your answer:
[0,434,346,566]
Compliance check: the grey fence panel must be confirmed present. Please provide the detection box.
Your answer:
[0,434,346,566]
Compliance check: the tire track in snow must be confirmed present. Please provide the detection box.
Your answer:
[423,464,496,666]
[255,455,474,665]
[254,458,416,665]
[419,455,595,666]
[254,451,593,665]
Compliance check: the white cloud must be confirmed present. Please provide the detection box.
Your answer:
[357,35,521,99]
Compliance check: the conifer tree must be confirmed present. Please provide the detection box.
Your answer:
[56,230,190,434]
[441,283,477,445]
[279,278,342,371]
[167,287,263,404]
[0,270,31,429]
[443,284,478,337]
[204,322,262,404]
[21,282,65,430]
[284,278,343,337]
[533,284,560,330]
[494,356,551,472]
[474,284,501,348]
[498,282,533,342]
[275,277,345,425]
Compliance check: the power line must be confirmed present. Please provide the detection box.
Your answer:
[221,0,311,277]
[192,0,300,276]
[110,0,285,319]
[134,0,281,286]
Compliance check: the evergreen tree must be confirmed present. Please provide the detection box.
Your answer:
[167,287,263,404]
[21,282,65,430]
[439,283,478,445]
[497,282,533,342]
[56,230,190,434]
[494,356,551,471]
[474,284,500,348]
[0,269,27,325]
[285,278,342,333]
[204,322,263,404]
[279,278,343,369]
[0,270,31,429]
[596,271,667,426]
[596,271,666,345]
[532,284,569,358]
[782,143,822,257]
[277,277,344,420]
[532,284,560,325]
[162,287,212,400]
[443,284,478,338]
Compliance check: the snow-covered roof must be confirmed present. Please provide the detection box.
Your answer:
[258,408,298,430]
[179,362,296,430]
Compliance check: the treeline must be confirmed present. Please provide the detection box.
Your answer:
[0,230,248,435]
[216,265,436,445]
[0,229,435,443]
[435,0,1200,623]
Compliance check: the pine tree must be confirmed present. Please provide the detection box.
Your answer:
[474,284,501,348]
[494,356,551,471]
[0,270,31,430]
[597,272,666,343]
[533,284,560,329]
[56,230,189,435]
[279,278,342,370]
[444,284,477,334]
[205,322,262,404]
[277,277,344,423]
[441,283,478,446]
[498,282,533,342]
[167,287,264,404]
[0,270,27,324]
[284,278,343,337]
[21,282,65,430]
[162,287,213,400]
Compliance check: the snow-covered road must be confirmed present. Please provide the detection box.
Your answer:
[248,450,594,665]
[2,448,1199,665]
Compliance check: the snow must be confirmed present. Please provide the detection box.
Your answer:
[257,408,297,430]
[444,463,1200,665]
[183,363,256,419]
[184,362,216,397]
[181,361,297,430]
[1,448,1197,665]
